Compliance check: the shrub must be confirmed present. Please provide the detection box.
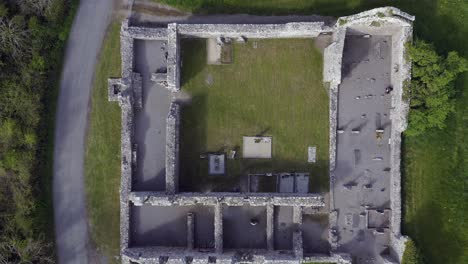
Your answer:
[402,239,424,264]
[405,39,467,136]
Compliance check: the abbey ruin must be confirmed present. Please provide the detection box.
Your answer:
[109,7,414,264]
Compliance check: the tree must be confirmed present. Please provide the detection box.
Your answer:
[0,237,53,264]
[405,39,467,136]
[0,17,29,60]
[14,0,53,17]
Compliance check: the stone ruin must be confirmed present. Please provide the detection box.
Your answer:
[108,6,413,264]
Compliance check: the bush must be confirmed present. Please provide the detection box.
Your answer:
[402,239,424,264]
[405,39,467,136]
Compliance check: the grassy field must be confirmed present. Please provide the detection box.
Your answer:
[84,20,122,261]
[179,39,329,193]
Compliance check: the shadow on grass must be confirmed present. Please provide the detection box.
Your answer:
[404,201,467,264]
[180,38,207,86]
[179,93,208,191]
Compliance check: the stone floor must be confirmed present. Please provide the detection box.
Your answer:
[130,205,215,248]
[332,34,393,263]
[223,205,267,249]
[132,39,171,191]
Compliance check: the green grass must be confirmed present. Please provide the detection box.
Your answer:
[84,20,122,261]
[179,39,329,193]
[402,81,468,264]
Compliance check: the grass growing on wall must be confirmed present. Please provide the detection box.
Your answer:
[85,19,122,261]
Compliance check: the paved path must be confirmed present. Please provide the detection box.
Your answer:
[53,0,114,263]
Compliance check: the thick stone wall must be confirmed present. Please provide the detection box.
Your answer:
[323,29,346,247]
[120,20,134,80]
[266,204,274,251]
[130,192,325,207]
[119,94,134,251]
[127,26,168,40]
[118,19,136,253]
[165,102,180,194]
[177,22,329,38]
[123,247,351,264]
[167,23,180,92]
[214,203,223,254]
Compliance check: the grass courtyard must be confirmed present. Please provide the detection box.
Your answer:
[179,38,329,193]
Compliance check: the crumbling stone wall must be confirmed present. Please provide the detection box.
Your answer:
[130,192,325,207]
[165,102,180,194]
[177,22,329,38]
[167,23,180,92]
[119,94,133,252]
[323,29,346,247]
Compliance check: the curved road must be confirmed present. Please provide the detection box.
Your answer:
[53,0,114,263]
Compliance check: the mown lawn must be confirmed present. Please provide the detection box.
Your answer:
[179,39,329,193]
[84,20,122,261]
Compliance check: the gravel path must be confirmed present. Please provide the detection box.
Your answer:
[53,0,115,263]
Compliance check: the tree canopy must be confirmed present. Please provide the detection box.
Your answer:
[405,39,467,136]
[0,0,76,262]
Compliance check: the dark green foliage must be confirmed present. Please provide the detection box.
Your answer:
[0,0,78,262]
[405,39,467,136]
[402,239,424,264]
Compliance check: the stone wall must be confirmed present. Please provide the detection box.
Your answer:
[118,19,136,253]
[123,247,352,264]
[323,25,346,255]
[119,94,134,251]
[165,102,180,194]
[123,247,354,264]
[129,192,325,207]
[177,22,330,38]
[127,26,168,40]
[167,23,180,92]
